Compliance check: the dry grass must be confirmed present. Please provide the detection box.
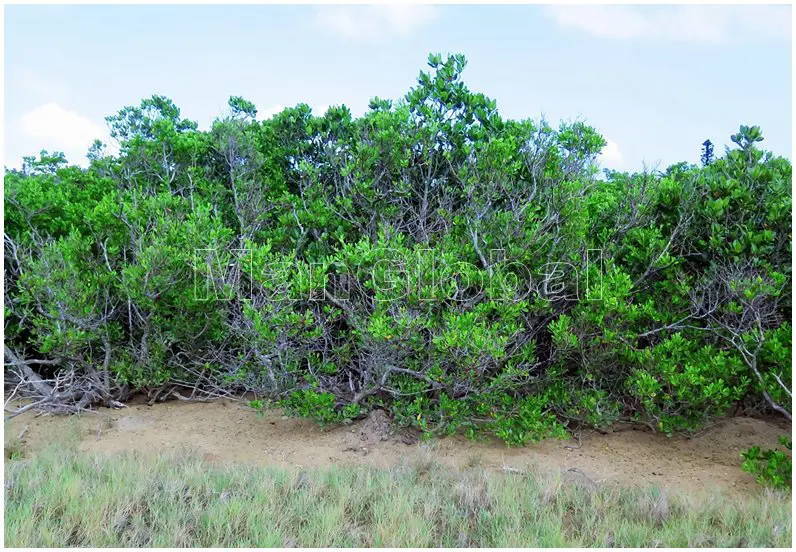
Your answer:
[4,442,792,547]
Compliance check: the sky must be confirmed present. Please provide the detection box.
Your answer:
[3,3,792,172]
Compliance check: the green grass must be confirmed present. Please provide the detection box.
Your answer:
[4,444,792,547]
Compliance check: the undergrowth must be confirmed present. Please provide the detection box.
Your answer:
[742,436,792,490]
[4,444,792,547]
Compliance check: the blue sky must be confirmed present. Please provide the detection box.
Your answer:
[3,4,792,171]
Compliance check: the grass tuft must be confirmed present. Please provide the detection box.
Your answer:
[4,443,792,547]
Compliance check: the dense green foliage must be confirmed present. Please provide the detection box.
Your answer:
[4,54,792,444]
[742,436,792,489]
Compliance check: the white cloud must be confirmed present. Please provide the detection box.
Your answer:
[18,102,106,165]
[598,138,623,169]
[546,5,790,43]
[258,104,285,120]
[313,4,438,41]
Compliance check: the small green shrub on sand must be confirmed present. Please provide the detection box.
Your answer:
[742,436,792,490]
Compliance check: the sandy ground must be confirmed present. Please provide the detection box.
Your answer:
[4,398,790,498]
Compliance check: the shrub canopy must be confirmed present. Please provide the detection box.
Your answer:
[4,54,792,442]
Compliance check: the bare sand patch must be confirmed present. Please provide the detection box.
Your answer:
[5,397,788,497]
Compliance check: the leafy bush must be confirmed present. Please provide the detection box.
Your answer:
[4,53,792,444]
[741,436,792,489]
